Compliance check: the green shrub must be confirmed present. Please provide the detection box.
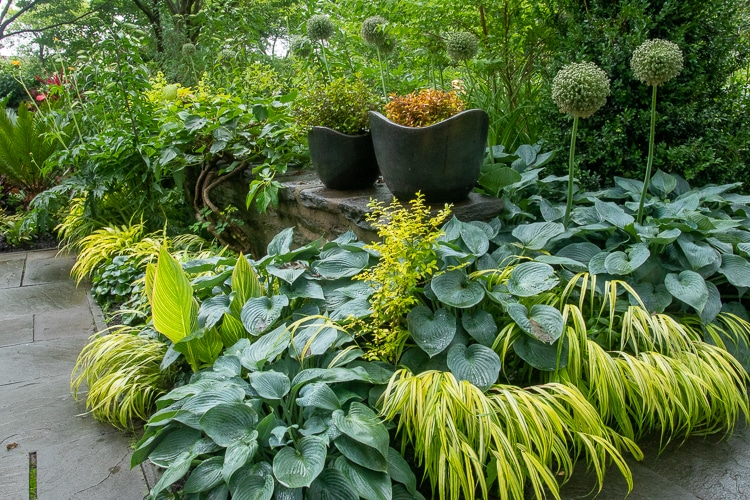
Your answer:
[294,77,381,134]
[538,0,750,186]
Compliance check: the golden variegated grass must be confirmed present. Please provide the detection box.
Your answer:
[380,369,639,500]
[71,327,174,430]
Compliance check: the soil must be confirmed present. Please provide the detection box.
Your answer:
[0,231,60,253]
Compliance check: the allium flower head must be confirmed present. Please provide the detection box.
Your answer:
[446,32,478,62]
[361,16,389,49]
[307,14,335,41]
[630,39,683,86]
[162,84,179,101]
[219,48,234,60]
[181,43,196,56]
[552,62,610,119]
[289,35,313,58]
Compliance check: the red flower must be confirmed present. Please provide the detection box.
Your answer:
[35,94,46,102]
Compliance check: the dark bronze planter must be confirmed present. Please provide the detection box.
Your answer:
[368,109,489,202]
[308,127,379,190]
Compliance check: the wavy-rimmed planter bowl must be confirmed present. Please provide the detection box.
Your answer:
[308,126,379,191]
[369,109,489,202]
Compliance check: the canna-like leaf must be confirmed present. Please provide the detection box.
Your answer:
[151,246,198,345]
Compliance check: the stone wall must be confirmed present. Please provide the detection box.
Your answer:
[211,168,506,259]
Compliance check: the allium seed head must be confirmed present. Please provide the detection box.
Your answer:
[181,43,196,56]
[307,14,335,41]
[361,16,389,49]
[446,32,478,62]
[630,39,683,86]
[552,62,610,119]
[289,35,313,58]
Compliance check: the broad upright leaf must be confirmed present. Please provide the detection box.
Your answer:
[151,246,198,344]
[461,309,498,347]
[604,243,650,275]
[247,370,291,400]
[406,306,457,357]
[231,254,264,316]
[273,436,327,488]
[649,169,677,196]
[594,198,634,228]
[334,435,388,472]
[183,456,224,494]
[334,457,392,500]
[718,254,750,287]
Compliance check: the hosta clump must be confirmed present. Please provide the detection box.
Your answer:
[551,61,610,119]
[306,14,334,41]
[361,15,390,49]
[631,39,683,87]
[445,31,478,63]
[91,255,144,308]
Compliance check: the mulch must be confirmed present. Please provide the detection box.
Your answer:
[0,232,60,254]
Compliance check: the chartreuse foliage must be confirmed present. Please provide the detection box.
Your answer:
[71,326,175,430]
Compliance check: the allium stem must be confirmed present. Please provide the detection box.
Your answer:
[377,47,387,98]
[563,115,579,227]
[318,42,331,81]
[636,85,658,224]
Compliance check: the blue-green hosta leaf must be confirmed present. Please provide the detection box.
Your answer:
[267,227,294,256]
[718,254,750,288]
[460,222,490,256]
[230,473,274,500]
[387,448,418,496]
[334,435,388,472]
[446,344,501,392]
[649,169,677,196]
[312,250,369,279]
[239,324,291,371]
[639,227,681,245]
[175,387,247,429]
[210,354,240,378]
[200,403,258,447]
[700,281,722,325]
[430,270,485,308]
[506,262,558,297]
[664,271,709,313]
[332,402,389,459]
[291,366,371,388]
[334,457,392,500]
[614,177,644,194]
[556,242,601,265]
[296,382,341,411]
[588,252,608,275]
[594,198,634,228]
[533,255,588,272]
[629,283,673,313]
[290,322,347,358]
[511,222,565,250]
[604,243,650,275]
[507,303,564,344]
[406,306,457,357]
[478,166,522,195]
[513,335,568,371]
[241,295,289,335]
[223,439,259,483]
[273,436,327,488]
[535,196,565,222]
[266,264,307,285]
[184,456,224,494]
[330,297,372,321]
[308,469,358,500]
[247,370,291,400]
[275,486,303,500]
[461,309,498,347]
[198,295,231,329]
[280,278,325,300]
[470,220,499,239]
[676,236,721,271]
[151,451,193,497]
[148,428,202,467]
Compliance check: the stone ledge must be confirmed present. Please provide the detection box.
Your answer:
[212,168,505,258]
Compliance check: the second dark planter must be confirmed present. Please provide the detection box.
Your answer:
[308,126,379,191]
[369,109,489,202]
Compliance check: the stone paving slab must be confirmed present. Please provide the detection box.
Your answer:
[23,250,77,286]
[0,315,33,347]
[0,280,89,318]
[0,254,24,289]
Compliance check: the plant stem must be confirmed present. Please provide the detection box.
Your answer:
[563,115,579,227]
[377,47,387,98]
[318,42,331,81]
[636,85,658,224]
